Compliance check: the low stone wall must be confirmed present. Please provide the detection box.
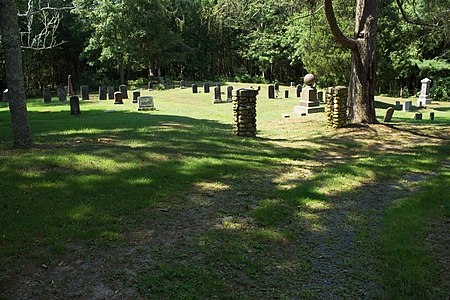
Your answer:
[326,86,348,128]
[233,89,258,137]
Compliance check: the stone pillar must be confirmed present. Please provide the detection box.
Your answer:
[180,80,186,89]
[99,86,107,100]
[192,84,198,93]
[417,78,432,106]
[203,82,210,93]
[268,85,275,99]
[114,91,123,104]
[57,88,66,102]
[43,89,51,103]
[132,90,140,103]
[119,84,128,99]
[148,82,153,91]
[296,85,302,97]
[326,86,347,128]
[80,85,89,100]
[67,75,74,96]
[226,86,233,102]
[213,86,222,103]
[233,89,258,137]
[107,86,115,100]
[285,90,289,98]
[70,96,81,115]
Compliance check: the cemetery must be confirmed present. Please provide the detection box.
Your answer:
[0,0,449,299]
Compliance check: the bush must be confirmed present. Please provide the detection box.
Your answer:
[155,84,166,91]
[430,77,450,101]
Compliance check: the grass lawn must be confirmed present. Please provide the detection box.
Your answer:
[0,83,449,299]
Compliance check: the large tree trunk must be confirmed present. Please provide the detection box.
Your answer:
[0,0,34,148]
[324,0,379,124]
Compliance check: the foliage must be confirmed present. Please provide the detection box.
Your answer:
[430,77,450,101]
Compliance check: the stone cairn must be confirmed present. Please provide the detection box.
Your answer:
[326,86,347,128]
[233,89,258,137]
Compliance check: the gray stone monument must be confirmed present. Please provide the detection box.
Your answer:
[417,78,432,106]
[384,107,395,122]
[204,82,210,93]
[132,90,140,103]
[57,88,66,102]
[107,86,115,100]
[99,86,107,100]
[402,101,412,111]
[294,74,325,115]
[213,86,222,104]
[43,89,51,103]
[226,86,233,102]
[114,91,123,104]
[70,96,81,115]
[268,85,275,99]
[119,84,128,99]
[80,85,89,100]
[192,84,198,93]
[138,96,156,111]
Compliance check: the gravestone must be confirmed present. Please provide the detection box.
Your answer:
[80,85,89,100]
[203,82,210,93]
[3,89,8,102]
[430,112,435,121]
[99,86,107,100]
[70,96,81,115]
[57,88,66,102]
[317,91,324,103]
[402,101,412,111]
[107,86,115,100]
[180,80,186,89]
[213,86,222,103]
[285,90,289,98]
[138,96,156,111]
[395,100,401,108]
[67,75,74,96]
[148,82,153,91]
[43,89,51,103]
[296,85,302,97]
[114,92,123,104]
[274,82,280,92]
[290,82,295,87]
[119,85,128,99]
[294,74,325,115]
[226,86,233,102]
[268,85,275,99]
[383,107,395,122]
[417,78,432,106]
[192,84,198,93]
[415,113,422,120]
[132,90,140,103]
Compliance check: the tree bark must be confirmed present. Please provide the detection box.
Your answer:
[0,0,34,148]
[324,0,379,123]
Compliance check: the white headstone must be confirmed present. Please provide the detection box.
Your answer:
[417,78,432,106]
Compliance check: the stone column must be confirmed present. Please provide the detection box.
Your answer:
[107,86,115,100]
[114,91,123,104]
[326,86,347,128]
[192,84,198,93]
[132,90,140,103]
[417,78,432,106]
[80,85,89,100]
[233,89,258,137]
[99,86,107,100]
[43,89,51,103]
[203,82,210,93]
[119,84,128,99]
[70,96,81,115]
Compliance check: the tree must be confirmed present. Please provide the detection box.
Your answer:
[0,0,33,148]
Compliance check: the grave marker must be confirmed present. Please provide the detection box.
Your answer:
[70,96,81,115]
[119,85,128,99]
[417,78,432,106]
[268,85,275,99]
[213,86,222,103]
[132,90,140,103]
[402,101,412,111]
[114,92,123,104]
[80,85,89,100]
[226,86,233,102]
[43,89,51,103]
[294,74,325,115]
[383,107,395,122]
[99,86,107,100]
[148,82,153,91]
[107,86,115,100]
[192,84,198,93]
[138,96,156,111]
[414,113,422,120]
[180,80,186,89]
[296,85,302,97]
[285,90,289,98]
[204,82,210,93]
[57,88,66,102]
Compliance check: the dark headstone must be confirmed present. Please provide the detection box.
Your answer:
[430,112,435,121]
[43,89,51,103]
[383,107,395,122]
[414,113,422,120]
[114,91,123,104]
[226,86,233,102]
[80,85,89,100]
[119,85,128,99]
[138,96,156,111]
[213,86,222,103]
[204,82,210,93]
[57,88,66,102]
[285,90,289,98]
[192,84,198,93]
[70,96,81,115]
[107,86,115,100]
[296,85,302,97]
[268,85,275,99]
[132,90,140,103]
[99,86,107,100]
[67,75,74,96]
[274,82,280,92]
[148,82,153,91]
[317,91,324,103]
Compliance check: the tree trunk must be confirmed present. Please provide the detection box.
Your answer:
[324,0,379,124]
[0,0,33,148]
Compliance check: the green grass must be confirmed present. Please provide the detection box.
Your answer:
[0,83,449,298]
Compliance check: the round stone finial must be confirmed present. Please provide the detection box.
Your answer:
[304,74,315,86]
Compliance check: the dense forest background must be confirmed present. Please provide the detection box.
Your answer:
[1,0,449,98]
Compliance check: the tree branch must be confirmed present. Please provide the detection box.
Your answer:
[395,0,437,28]
[323,0,357,50]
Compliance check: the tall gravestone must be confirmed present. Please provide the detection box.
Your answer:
[285,90,289,98]
[294,74,325,115]
[57,88,66,102]
[80,85,89,100]
[226,86,233,102]
[148,82,153,91]
[384,107,395,122]
[99,86,107,100]
[43,89,51,103]
[417,78,432,106]
[213,86,222,104]
[233,89,258,137]
[203,82,210,93]
[67,75,74,96]
[114,92,123,104]
[107,86,115,100]
[268,85,275,99]
[180,80,186,89]
[119,85,128,99]
[296,85,302,97]
[192,84,198,93]
[132,90,140,103]
[70,96,81,115]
